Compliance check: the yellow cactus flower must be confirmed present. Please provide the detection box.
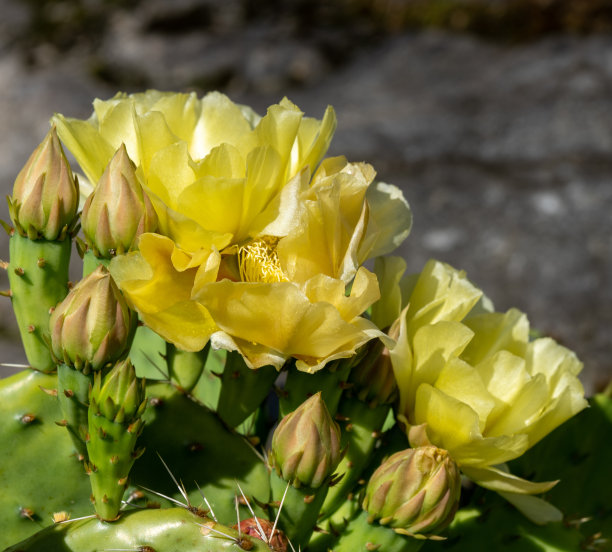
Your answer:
[57,91,411,370]
[53,91,336,253]
[383,259,587,512]
[111,157,410,372]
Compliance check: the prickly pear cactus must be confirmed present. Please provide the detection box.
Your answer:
[2,90,610,552]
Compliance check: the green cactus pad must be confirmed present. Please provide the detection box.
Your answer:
[279,358,352,418]
[0,370,92,549]
[4,507,274,551]
[1,372,270,549]
[8,233,71,372]
[135,381,271,525]
[128,325,168,380]
[216,352,277,428]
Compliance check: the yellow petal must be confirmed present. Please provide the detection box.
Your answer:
[147,91,201,144]
[403,321,474,417]
[371,255,407,330]
[143,300,216,352]
[278,164,370,283]
[358,181,412,261]
[462,466,558,495]
[485,373,550,438]
[238,146,283,239]
[190,91,257,160]
[293,105,337,177]
[434,357,495,433]
[301,267,381,322]
[462,308,529,365]
[194,142,246,179]
[498,492,563,525]
[52,113,115,186]
[526,338,584,391]
[413,384,483,452]
[521,384,588,448]
[256,101,303,176]
[389,306,414,417]
[110,234,198,314]
[195,279,375,364]
[177,176,245,237]
[147,142,198,210]
[477,350,530,431]
[406,260,482,340]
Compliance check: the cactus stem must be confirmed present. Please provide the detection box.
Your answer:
[0,289,12,297]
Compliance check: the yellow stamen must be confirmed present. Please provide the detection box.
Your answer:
[238,237,287,284]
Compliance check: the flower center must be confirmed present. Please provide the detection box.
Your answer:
[238,237,287,284]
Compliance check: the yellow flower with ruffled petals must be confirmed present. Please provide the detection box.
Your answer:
[378,258,587,522]
[54,91,338,257]
[111,157,411,372]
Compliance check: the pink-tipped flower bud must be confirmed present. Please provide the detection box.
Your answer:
[270,393,343,489]
[8,126,79,241]
[81,144,157,258]
[363,447,461,537]
[49,266,131,373]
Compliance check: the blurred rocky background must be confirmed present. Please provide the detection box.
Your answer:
[0,0,610,392]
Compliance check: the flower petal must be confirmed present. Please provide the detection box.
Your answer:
[462,465,558,495]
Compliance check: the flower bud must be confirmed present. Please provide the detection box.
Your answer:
[349,339,397,406]
[90,359,146,424]
[50,266,131,373]
[363,447,461,537]
[270,393,342,489]
[8,126,79,241]
[81,144,157,258]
